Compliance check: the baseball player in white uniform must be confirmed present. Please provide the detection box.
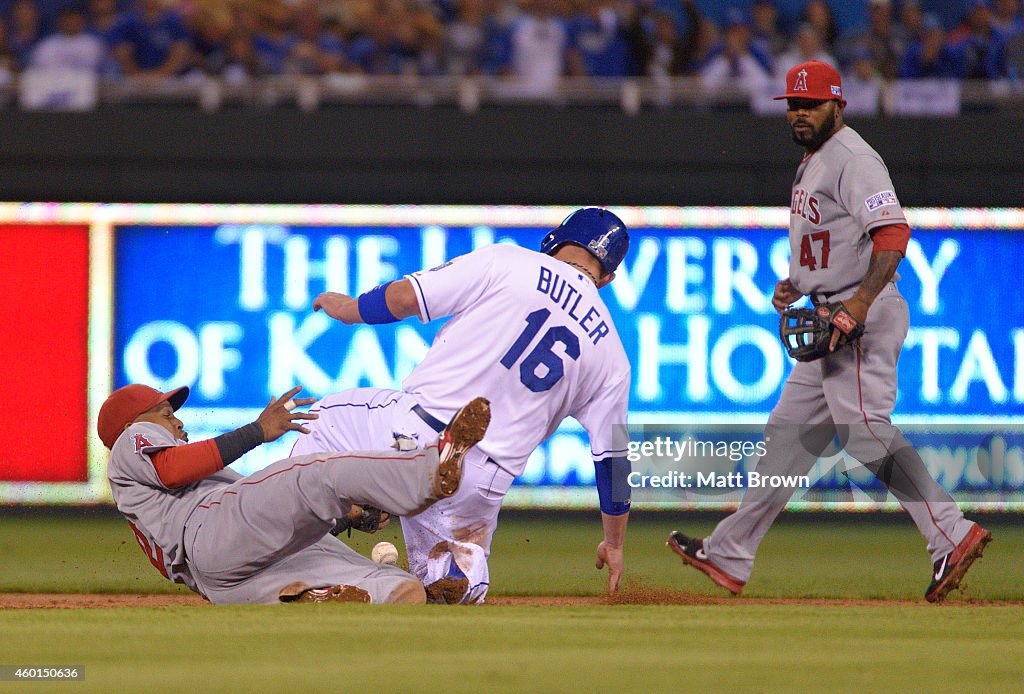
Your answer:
[291,207,632,604]
[668,61,991,603]
[100,382,490,604]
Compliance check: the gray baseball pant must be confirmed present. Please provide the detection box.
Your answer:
[704,285,975,582]
[183,447,439,604]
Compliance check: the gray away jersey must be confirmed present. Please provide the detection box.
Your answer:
[788,126,907,296]
[107,422,241,590]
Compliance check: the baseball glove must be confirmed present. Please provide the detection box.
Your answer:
[779,302,865,362]
[332,505,390,537]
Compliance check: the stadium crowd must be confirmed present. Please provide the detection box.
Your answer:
[0,0,1021,91]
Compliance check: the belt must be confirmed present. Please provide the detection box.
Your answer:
[811,291,842,306]
[411,404,447,433]
[812,283,895,306]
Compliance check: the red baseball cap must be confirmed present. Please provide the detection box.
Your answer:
[97,384,189,449]
[774,60,846,106]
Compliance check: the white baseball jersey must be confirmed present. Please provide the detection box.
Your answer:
[403,244,631,475]
[107,422,241,590]
[788,126,907,296]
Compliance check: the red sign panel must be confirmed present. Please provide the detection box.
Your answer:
[0,225,90,481]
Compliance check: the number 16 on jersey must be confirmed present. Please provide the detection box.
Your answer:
[500,308,581,393]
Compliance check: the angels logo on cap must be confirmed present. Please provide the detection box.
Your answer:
[793,69,808,93]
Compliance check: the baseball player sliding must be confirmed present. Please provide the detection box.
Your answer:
[292,207,632,604]
[668,61,991,603]
[100,383,490,604]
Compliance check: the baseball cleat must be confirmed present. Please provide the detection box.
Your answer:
[433,397,491,498]
[667,531,746,596]
[278,582,372,604]
[925,524,992,603]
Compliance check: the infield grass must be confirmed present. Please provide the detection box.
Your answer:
[2,512,1023,693]
[2,512,1022,601]
[2,604,1023,693]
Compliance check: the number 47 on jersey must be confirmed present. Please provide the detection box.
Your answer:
[799,230,831,271]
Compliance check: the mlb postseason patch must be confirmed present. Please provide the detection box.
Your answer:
[864,190,898,212]
[831,85,842,97]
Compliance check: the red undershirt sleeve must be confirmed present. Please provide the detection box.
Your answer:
[869,223,911,255]
[149,439,224,488]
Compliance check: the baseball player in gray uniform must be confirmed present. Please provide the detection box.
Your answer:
[668,60,991,603]
[100,383,490,604]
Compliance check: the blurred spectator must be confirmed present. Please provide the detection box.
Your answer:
[252,1,296,75]
[391,0,442,75]
[698,7,772,93]
[0,17,16,84]
[479,0,520,75]
[802,0,837,51]
[505,0,568,96]
[839,0,907,79]
[842,44,882,115]
[347,0,440,76]
[999,0,1024,79]
[775,22,837,77]
[567,0,635,77]
[222,29,260,83]
[111,0,191,77]
[627,0,701,77]
[8,0,42,69]
[87,0,119,42]
[847,45,880,83]
[898,0,925,41]
[347,3,401,74]
[750,0,785,58]
[443,0,489,74]
[992,0,1023,39]
[188,2,232,76]
[690,13,719,67]
[1007,30,1024,79]
[28,5,105,70]
[410,1,445,75]
[286,2,347,75]
[898,12,966,78]
[949,0,1007,79]
[443,0,521,76]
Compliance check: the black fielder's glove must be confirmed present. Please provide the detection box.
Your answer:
[331,505,390,537]
[780,302,865,362]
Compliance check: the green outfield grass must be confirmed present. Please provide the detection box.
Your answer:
[2,513,1022,600]
[2,604,1024,693]
[1,513,1022,693]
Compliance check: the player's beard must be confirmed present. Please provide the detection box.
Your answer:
[790,106,838,151]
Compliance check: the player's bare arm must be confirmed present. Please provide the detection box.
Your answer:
[849,250,903,313]
[595,511,628,592]
[313,280,419,324]
[829,250,903,351]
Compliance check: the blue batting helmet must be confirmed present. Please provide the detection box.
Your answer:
[540,207,630,275]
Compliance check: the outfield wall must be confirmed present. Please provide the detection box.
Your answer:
[1,203,1021,510]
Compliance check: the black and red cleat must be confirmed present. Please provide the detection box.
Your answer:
[925,524,992,603]
[667,531,746,596]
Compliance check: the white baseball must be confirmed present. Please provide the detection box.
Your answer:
[371,541,399,566]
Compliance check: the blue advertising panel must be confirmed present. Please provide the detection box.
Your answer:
[112,214,1024,508]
